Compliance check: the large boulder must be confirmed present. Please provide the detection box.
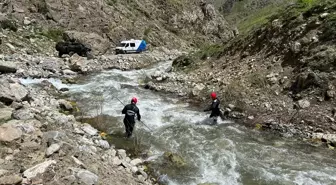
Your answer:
[0,124,22,142]
[63,31,110,55]
[0,60,17,73]
[0,79,29,105]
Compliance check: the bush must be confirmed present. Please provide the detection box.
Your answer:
[0,19,18,32]
[40,28,64,42]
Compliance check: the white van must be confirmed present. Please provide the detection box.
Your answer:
[115,39,147,54]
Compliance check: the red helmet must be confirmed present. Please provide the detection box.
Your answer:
[131,97,138,104]
[210,92,217,99]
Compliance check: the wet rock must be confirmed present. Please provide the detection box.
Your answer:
[46,143,61,157]
[23,160,57,179]
[0,61,17,73]
[59,87,70,92]
[0,175,22,185]
[81,124,98,136]
[0,108,13,123]
[62,69,77,76]
[12,108,34,120]
[163,152,186,167]
[0,124,22,142]
[298,99,310,109]
[58,99,73,111]
[75,169,98,185]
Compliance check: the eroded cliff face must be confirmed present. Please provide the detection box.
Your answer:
[1,0,237,54]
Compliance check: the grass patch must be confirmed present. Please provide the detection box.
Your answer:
[191,44,224,60]
[40,28,64,42]
[248,73,268,89]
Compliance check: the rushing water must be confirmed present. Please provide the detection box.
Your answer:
[21,61,336,185]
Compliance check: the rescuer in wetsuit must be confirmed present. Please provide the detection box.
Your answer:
[204,92,222,125]
[122,97,141,138]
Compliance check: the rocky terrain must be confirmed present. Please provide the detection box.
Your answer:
[1,0,237,55]
[144,0,336,147]
[0,42,184,185]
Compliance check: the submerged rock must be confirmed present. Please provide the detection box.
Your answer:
[163,152,186,167]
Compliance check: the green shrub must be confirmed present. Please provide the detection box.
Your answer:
[0,19,18,32]
[41,28,64,42]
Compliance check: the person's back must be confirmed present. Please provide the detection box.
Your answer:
[122,97,141,138]
[123,103,140,122]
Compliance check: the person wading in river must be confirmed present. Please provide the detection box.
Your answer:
[122,97,141,138]
[204,92,224,125]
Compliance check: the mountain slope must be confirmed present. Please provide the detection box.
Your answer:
[0,0,237,55]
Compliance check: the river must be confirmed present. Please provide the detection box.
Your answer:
[21,61,336,185]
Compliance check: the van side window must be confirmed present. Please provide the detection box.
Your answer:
[130,43,135,47]
[125,43,130,47]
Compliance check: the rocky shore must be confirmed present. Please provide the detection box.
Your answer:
[0,49,181,185]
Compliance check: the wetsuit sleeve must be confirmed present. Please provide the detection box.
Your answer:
[137,109,141,121]
[122,105,127,114]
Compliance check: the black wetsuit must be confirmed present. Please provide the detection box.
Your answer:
[122,103,141,137]
[204,98,221,124]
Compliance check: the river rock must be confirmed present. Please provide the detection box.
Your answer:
[75,169,98,185]
[0,175,22,185]
[46,143,61,157]
[96,139,110,149]
[0,81,29,105]
[81,124,98,136]
[62,69,77,76]
[23,160,57,179]
[117,149,127,160]
[298,99,310,109]
[58,99,73,111]
[112,157,122,166]
[130,158,143,166]
[0,60,17,73]
[0,108,13,123]
[43,131,66,144]
[0,124,22,142]
[12,108,34,120]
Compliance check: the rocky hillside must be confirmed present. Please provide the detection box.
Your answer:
[145,0,336,145]
[0,0,237,55]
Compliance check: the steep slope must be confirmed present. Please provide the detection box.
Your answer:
[0,0,237,55]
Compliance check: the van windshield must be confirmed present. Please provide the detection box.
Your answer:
[118,43,127,47]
